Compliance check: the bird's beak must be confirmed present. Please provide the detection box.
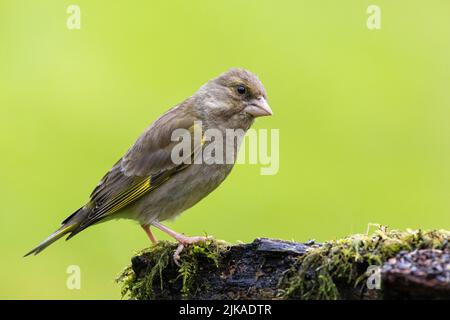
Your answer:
[244,97,273,117]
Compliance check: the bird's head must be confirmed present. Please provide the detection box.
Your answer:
[195,68,272,129]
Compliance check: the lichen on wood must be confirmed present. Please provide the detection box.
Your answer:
[278,226,450,299]
[116,226,450,300]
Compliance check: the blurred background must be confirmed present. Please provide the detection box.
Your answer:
[1,0,450,299]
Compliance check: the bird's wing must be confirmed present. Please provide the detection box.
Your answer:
[69,105,201,235]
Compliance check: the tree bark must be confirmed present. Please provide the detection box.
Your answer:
[124,237,450,300]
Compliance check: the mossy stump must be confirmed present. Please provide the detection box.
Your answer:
[117,227,450,300]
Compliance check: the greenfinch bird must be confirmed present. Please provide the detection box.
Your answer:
[25,68,272,262]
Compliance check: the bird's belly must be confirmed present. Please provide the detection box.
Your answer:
[131,163,234,225]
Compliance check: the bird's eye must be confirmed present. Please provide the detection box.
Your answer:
[236,85,247,95]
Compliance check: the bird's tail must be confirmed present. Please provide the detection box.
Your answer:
[24,207,87,257]
[24,223,78,257]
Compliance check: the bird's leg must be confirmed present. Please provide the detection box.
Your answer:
[141,224,158,244]
[151,221,213,265]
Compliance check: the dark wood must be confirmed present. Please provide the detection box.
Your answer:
[129,238,450,300]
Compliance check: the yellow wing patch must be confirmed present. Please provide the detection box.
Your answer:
[85,177,151,225]
[83,126,205,226]
[103,178,151,215]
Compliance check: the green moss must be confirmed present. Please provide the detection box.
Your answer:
[278,226,450,300]
[117,227,450,300]
[116,239,228,300]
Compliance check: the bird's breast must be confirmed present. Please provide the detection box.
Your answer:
[132,162,234,224]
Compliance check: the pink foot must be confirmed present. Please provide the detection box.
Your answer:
[173,235,214,266]
[149,221,213,266]
[141,224,158,244]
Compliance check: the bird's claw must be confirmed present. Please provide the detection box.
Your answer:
[172,235,214,266]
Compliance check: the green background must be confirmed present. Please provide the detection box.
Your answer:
[1,1,450,299]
